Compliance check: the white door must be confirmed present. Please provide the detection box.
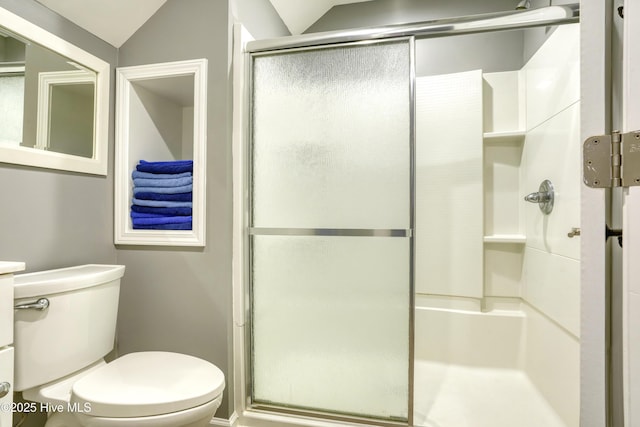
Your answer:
[581,1,611,426]
[622,1,640,426]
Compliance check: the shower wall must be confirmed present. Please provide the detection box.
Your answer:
[415,70,483,300]
[520,24,580,425]
[414,23,580,427]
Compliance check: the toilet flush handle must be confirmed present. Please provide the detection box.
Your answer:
[14,297,49,311]
[0,382,10,398]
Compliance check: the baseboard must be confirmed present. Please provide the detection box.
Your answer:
[211,411,239,426]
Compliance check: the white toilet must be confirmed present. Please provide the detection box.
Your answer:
[12,264,225,427]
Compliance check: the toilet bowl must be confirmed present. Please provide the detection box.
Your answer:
[13,265,225,427]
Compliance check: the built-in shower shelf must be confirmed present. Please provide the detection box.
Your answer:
[483,234,526,244]
[483,130,526,142]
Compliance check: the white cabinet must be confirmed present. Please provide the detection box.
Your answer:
[0,274,13,347]
[0,348,12,427]
[0,262,25,427]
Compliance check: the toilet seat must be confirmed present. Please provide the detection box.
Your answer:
[70,396,223,427]
[70,352,225,418]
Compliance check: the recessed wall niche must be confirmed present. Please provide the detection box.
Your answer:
[114,59,207,246]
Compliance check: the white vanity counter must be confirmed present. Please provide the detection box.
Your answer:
[0,262,25,275]
[0,261,24,427]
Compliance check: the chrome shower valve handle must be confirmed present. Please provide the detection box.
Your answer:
[524,180,554,214]
[524,191,552,203]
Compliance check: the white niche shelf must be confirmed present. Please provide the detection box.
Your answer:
[482,71,526,250]
[114,59,207,246]
[483,130,525,143]
[483,234,526,244]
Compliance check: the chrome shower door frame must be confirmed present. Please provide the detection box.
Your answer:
[236,4,582,427]
[244,36,416,427]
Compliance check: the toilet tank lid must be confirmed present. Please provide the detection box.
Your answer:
[14,264,125,299]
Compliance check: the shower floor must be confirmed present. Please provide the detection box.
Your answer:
[413,361,567,427]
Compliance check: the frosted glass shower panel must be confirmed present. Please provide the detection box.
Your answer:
[252,235,410,420]
[0,76,24,145]
[251,41,410,229]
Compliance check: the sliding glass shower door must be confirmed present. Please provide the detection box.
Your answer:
[249,39,413,422]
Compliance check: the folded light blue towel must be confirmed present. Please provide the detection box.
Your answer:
[134,192,192,202]
[131,205,192,216]
[131,212,157,219]
[133,176,193,188]
[136,160,193,174]
[132,170,192,180]
[132,216,193,226]
[133,184,192,194]
[132,198,192,208]
[133,222,192,230]
[131,211,188,219]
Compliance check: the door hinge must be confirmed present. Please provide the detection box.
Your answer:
[584,130,640,188]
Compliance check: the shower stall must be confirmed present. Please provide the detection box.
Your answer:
[233,4,581,427]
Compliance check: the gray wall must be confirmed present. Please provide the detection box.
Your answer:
[307,0,527,75]
[0,2,116,425]
[522,0,577,61]
[415,32,524,76]
[48,83,94,158]
[0,0,287,423]
[232,0,290,39]
[307,0,525,32]
[307,0,579,76]
[116,0,234,418]
[21,44,78,149]
[0,0,117,273]
[115,0,288,420]
[0,36,25,62]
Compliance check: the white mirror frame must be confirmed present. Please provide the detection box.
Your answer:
[0,6,110,175]
[36,69,96,151]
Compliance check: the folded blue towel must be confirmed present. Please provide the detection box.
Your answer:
[132,216,193,226]
[136,160,193,174]
[133,222,192,230]
[133,176,193,188]
[131,205,192,216]
[133,184,192,194]
[131,211,190,219]
[132,170,192,180]
[132,198,192,208]
[134,192,192,202]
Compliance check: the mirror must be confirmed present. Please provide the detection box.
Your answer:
[0,6,109,175]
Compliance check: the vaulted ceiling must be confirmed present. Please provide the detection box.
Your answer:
[34,0,373,47]
[268,0,372,35]
[36,0,167,48]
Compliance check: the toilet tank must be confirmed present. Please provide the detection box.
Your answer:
[13,264,125,391]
